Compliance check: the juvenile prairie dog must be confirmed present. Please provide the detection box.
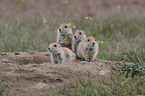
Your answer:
[72,30,86,55]
[57,23,73,49]
[48,43,75,64]
[77,36,98,62]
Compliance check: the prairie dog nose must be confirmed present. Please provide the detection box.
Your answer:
[59,29,61,32]
[92,42,95,46]
[48,47,51,52]
[74,35,77,39]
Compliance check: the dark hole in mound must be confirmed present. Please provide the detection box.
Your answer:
[13,69,35,74]
[14,56,50,65]
[22,74,51,82]
[22,74,63,83]
[51,78,63,83]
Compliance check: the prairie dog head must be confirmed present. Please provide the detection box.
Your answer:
[48,43,62,53]
[58,23,72,34]
[84,37,98,48]
[74,30,86,41]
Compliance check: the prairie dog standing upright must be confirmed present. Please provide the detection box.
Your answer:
[48,43,75,64]
[57,23,73,49]
[72,30,86,55]
[77,36,98,62]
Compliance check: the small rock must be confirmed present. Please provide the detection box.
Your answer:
[2,59,9,63]
[99,70,106,75]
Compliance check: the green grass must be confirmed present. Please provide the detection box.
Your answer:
[0,11,145,56]
[47,72,145,96]
[0,81,5,96]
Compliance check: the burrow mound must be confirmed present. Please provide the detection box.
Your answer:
[0,52,50,64]
[0,52,121,95]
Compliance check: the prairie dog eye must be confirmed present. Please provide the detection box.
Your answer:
[59,29,61,32]
[54,45,57,47]
[65,26,67,28]
[88,39,90,42]
[79,32,82,35]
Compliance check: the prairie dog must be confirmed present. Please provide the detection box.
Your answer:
[57,23,73,49]
[72,30,86,55]
[77,36,98,62]
[48,43,75,64]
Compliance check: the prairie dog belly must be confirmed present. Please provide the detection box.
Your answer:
[65,53,74,62]
[75,41,81,50]
[74,41,81,58]
[52,54,58,63]
[60,34,65,41]
[86,48,94,59]
[52,53,63,64]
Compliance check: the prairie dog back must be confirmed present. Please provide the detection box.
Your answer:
[62,48,76,62]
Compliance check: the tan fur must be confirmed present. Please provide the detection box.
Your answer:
[77,36,99,62]
[48,43,75,64]
[57,23,73,49]
[72,30,86,57]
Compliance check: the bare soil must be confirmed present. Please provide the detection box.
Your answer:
[0,52,120,96]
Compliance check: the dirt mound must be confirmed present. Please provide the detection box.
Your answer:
[0,52,50,64]
[0,52,120,96]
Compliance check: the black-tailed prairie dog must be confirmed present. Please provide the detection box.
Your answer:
[77,36,99,62]
[72,30,86,54]
[48,43,75,64]
[57,23,73,49]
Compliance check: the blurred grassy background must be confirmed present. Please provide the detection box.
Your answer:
[0,0,145,60]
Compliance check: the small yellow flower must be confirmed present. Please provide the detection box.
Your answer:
[73,26,76,28]
[97,41,100,43]
[89,17,93,20]
[69,23,72,26]
[117,5,121,9]
[97,41,103,44]
[85,16,89,19]
[43,18,47,24]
